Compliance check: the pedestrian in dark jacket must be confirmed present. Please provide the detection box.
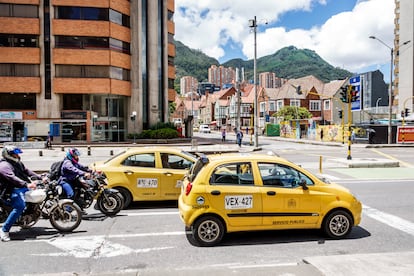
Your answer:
[58,148,91,200]
[0,146,41,242]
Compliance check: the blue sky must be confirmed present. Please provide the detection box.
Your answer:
[175,0,395,82]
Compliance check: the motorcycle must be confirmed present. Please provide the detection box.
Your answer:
[0,179,82,233]
[72,171,124,216]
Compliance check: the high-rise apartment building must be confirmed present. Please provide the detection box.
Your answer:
[180,76,198,96]
[208,65,235,89]
[0,0,175,143]
[259,72,286,88]
[394,0,413,115]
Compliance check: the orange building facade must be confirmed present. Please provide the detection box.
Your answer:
[0,0,175,143]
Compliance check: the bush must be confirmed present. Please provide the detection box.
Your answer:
[128,127,179,140]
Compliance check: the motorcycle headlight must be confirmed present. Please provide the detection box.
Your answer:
[56,185,63,195]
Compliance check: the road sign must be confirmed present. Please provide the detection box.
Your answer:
[397,126,414,143]
[350,76,361,111]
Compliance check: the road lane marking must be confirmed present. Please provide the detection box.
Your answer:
[363,205,414,236]
[30,236,174,258]
[370,148,414,168]
[124,211,178,216]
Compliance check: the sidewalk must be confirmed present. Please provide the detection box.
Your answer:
[4,134,407,171]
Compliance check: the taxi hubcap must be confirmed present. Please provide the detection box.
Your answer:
[330,214,349,236]
[199,221,219,242]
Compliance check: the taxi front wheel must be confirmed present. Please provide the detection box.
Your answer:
[323,210,353,238]
[192,216,225,247]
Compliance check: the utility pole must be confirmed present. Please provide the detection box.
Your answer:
[249,16,259,148]
[236,68,241,131]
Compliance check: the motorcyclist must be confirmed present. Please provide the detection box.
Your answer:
[0,146,41,242]
[59,148,92,201]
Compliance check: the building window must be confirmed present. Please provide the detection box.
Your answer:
[56,7,108,21]
[0,93,36,109]
[56,65,130,80]
[0,34,38,47]
[168,78,174,89]
[276,100,283,111]
[290,99,300,107]
[324,99,330,110]
[309,100,321,111]
[109,38,130,54]
[269,101,276,111]
[55,36,130,54]
[0,64,39,77]
[0,4,38,18]
[55,7,130,28]
[56,65,109,78]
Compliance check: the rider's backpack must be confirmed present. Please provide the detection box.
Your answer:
[49,160,65,181]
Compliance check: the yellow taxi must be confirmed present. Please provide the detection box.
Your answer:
[178,153,362,246]
[91,147,196,208]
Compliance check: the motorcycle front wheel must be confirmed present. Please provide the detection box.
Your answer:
[97,191,124,216]
[49,201,82,232]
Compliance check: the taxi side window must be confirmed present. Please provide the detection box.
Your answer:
[258,163,314,187]
[161,153,193,169]
[122,153,155,168]
[210,162,254,186]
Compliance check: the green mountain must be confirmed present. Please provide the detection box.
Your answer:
[174,41,353,88]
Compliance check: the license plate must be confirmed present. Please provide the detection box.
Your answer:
[137,178,158,188]
[225,195,253,209]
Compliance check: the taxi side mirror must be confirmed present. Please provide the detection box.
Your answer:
[299,179,308,190]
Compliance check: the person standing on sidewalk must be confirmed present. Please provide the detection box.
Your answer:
[221,128,226,142]
[46,131,53,149]
[235,128,243,147]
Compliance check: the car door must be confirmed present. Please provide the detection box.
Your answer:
[257,162,322,227]
[205,162,262,227]
[157,151,194,199]
[121,152,161,200]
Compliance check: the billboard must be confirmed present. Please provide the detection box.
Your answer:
[397,126,414,143]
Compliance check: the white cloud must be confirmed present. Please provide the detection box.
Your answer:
[175,0,395,74]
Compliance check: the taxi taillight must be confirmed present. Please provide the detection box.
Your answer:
[185,182,193,196]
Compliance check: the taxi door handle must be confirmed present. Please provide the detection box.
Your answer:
[164,172,172,176]
[211,190,221,195]
[124,170,134,175]
[267,191,276,196]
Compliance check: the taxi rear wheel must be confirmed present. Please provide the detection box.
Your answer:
[323,210,353,238]
[115,187,132,209]
[192,216,225,247]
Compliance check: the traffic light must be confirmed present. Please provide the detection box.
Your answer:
[401,111,405,118]
[350,85,359,102]
[339,86,348,103]
[338,110,343,119]
[405,108,410,117]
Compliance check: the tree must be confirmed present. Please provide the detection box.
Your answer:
[169,102,176,117]
[274,106,312,121]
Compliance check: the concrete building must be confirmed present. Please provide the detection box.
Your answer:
[208,65,235,90]
[259,72,286,88]
[180,76,198,96]
[394,0,414,116]
[0,0,175,143]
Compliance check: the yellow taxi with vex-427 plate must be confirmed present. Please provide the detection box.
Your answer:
[92,146,196,208]
[178,153,362,246]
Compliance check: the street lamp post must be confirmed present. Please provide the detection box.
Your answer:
[249,16,258,148]
[369,36,411,144]
[131,111,137,144]
[375,97,382,113]
[369,35,393,144]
